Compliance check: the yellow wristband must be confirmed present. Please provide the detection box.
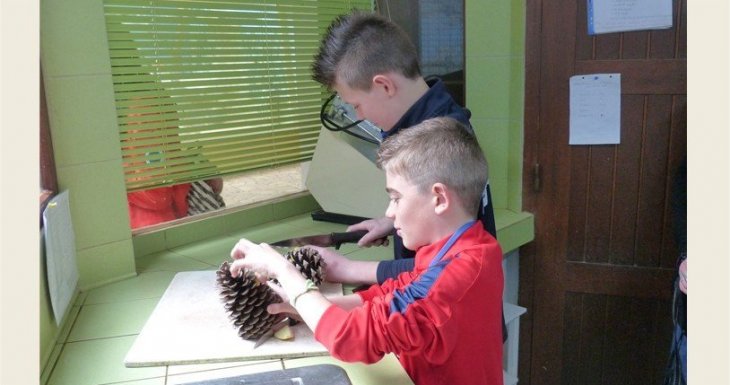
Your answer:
[290,279,319,307]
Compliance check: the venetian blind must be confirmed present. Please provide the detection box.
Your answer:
[104,0,372,191]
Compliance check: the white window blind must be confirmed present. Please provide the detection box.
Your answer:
[104,0,372,191]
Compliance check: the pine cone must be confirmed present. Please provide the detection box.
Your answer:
[216,248,326,340]
[284,247,327,285]
[215,261,282,340]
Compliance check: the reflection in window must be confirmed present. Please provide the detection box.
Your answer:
[103,1,372,230]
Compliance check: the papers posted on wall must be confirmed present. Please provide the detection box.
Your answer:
[569,74,621,145]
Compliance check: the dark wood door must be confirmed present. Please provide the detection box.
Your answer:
[519,1,687,384]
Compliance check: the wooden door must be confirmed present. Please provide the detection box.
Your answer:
[520,1,687,384]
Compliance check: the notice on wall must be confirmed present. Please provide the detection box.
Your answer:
[43,191,79,325]
[569,74,621,145]
[587,0,673,35]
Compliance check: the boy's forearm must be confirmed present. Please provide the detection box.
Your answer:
[277,266,362,330]
[336,260,379,285]
[375,258,415,284]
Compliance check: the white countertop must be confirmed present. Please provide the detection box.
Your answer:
[125,270,343,367]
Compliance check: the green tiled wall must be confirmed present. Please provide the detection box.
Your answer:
[465,0,526,212]
[40,0,528,374]
[42,0,134,290]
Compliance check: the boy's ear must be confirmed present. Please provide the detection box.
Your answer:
[432,183,449,215]
[372,74,397,97]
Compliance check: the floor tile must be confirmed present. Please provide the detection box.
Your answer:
[68,298,160,342]
[100,378,166,385]
[135,250,212,273]
[166,360,284,384]
[56,305,82,344]
[283,355,413,385]
[47,336,166,385]
[166,359,281,376]
[41,344,64,385]
[74,291,88,306]
[84,271,177,305]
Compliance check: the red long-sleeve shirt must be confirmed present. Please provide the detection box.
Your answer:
[315,223,504,385]
[127,184,190,229]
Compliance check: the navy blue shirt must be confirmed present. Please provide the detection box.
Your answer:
[376,78,497,284]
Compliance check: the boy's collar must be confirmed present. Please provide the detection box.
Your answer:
[413,220,478,268]
[381,78,470,139]
[381,78,445,139]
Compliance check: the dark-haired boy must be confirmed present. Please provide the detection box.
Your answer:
[310,11,498,291]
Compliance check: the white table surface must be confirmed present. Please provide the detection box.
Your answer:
[125,270,343,367]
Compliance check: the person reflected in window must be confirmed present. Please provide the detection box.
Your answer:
[127,184,191,229]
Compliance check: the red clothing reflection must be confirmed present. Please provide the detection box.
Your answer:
[127,184,191,229]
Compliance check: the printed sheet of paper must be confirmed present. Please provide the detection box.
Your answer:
[569,74,621,145]
[587,0,673,35]
[43,191,79,325]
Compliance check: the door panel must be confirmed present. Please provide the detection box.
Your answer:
[520,1,687,384]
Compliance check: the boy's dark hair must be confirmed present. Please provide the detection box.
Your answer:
[377,117,488,217]
[312,11,421,91]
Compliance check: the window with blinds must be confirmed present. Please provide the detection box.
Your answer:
[104,0,372,191]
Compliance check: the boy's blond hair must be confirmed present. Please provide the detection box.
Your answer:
[377,117,488,216]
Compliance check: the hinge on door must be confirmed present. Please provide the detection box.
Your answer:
[533,163,541,192]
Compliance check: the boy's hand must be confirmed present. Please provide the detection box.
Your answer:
[302,246,351,283]
[303,245,378,285]
[347,217,393,247]
[229,239,288,280]
[267,302,303,323]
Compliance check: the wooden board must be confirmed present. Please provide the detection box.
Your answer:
[125,271,343,367]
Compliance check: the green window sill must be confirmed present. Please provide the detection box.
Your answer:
[132,193,534,258]
[493,208,535,254]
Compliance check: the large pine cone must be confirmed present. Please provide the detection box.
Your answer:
[284,248,327,285]
[216,261,282,340]
[216,248,326,340]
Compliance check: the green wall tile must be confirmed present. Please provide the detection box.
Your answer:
[222,204,275,232]
[510,1,526,54]
[132,231,166,258]
[271,193,321,219]
[75,239,136,290]
[466,0,512,55]
[507,119,525,211]
[43,74,120,167]
[41,0,111,77]
[465,0,527,213]
[163,217,230,249]
[229,221,302,245]
[509,56,525,119]
[466,55,512,119]
[56,160,131,249]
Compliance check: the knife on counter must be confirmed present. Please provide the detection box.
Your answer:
[270,230,371,249]
[253,317,293,349]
